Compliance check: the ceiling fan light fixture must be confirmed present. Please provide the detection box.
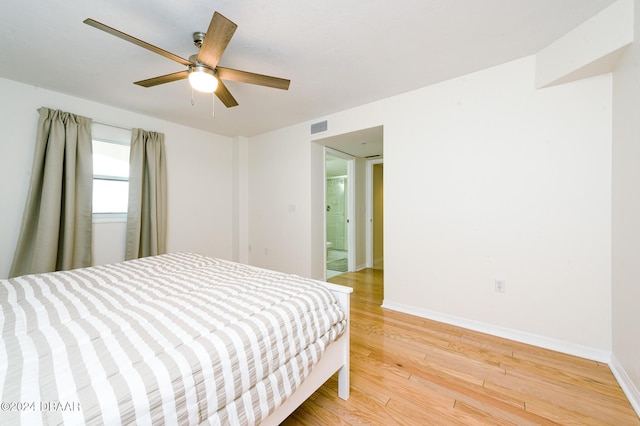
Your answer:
[189,65,218,93]
[84,12,289,108]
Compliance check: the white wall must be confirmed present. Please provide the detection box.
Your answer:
[247,125,313,277]
[93,222,127,266]
[383,58,612,356]
[0,77,233,278]
[611,0,640,412]
[247,55,613,356]
[310,142,326,279]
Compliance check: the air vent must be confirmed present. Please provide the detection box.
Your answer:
[365,154,381,158]
[310,120,328,135]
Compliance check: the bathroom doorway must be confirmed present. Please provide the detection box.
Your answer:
[325,148,355,279]
[314,125,382,278]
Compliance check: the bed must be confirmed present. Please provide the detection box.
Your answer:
[0,253,352,425]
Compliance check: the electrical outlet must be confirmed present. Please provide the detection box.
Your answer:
[494,279,506,293]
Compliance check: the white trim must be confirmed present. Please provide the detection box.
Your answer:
[322,148,327,280]
[355,263,368,272]
[381,299,612,363]
[610,354,640,417]
[346,158,355,272]
[92,212,127,223]
[94,175,128,182]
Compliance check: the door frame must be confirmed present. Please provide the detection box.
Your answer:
[325,147,356,277]
[366,158,384,268]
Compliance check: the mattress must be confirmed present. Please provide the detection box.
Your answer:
[0,253,347,425]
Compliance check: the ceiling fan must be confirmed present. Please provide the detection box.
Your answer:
[83,11,290,108]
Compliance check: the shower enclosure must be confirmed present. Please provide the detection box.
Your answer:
[325,150,352,278]
[326,176,348,252]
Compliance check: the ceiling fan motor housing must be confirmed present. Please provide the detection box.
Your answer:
[193,32,206,48]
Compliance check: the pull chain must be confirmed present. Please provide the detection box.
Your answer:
[190,87,215,119]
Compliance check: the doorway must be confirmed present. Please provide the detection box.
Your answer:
[366,159,384,269]
[314,125,383,278]
[325,148,355,279]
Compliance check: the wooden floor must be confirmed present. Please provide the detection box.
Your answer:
[282,268,640,425]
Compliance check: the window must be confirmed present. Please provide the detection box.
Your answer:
[92,124,131,221]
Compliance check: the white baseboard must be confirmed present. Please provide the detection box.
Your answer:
[381,300,611,363]
[610,354,640,418]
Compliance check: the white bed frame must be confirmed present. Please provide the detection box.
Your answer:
[261,281,352,425]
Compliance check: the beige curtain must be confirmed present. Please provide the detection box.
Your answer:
[125,128,167,260]
[10,108,93,278]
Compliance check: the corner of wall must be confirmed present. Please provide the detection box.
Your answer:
[535,0,634,88]
[610,354,640,418]
[232,136,249,263]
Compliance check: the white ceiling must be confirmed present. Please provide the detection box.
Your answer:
[322,126,383,175]
[317,126,384,160]
[0,0,615,139]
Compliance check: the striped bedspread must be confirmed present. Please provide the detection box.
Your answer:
[0,253,347,425]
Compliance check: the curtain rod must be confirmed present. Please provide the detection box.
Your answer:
[92,120,132,131]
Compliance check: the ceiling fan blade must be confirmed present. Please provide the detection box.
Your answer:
[84,18,192,66]
[217,67,290,90]
[134,70,189,87]
[215,79,239,107]
[196,12,237,69]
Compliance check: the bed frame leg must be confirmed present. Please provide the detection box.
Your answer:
[338,364,349,400]
[329,284,351,401]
